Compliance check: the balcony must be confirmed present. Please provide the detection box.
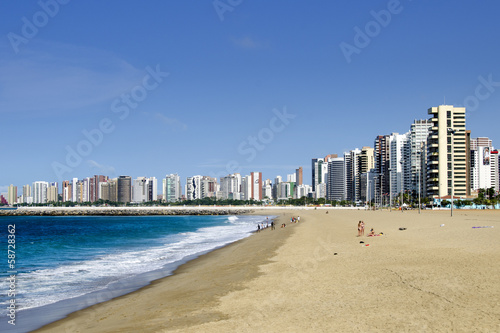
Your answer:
[429,143,438,148]
[428,108,438,114]
[429,160,439,165]
[430,117,438,122]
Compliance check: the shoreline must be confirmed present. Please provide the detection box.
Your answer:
[30,211,294,332]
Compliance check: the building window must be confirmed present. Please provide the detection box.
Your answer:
[447,111,451,118]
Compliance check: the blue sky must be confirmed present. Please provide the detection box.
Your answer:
[1,0,500,193]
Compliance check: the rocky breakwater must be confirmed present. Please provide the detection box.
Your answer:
[0,207,255,216]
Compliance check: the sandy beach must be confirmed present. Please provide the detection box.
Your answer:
[34,208,500,332]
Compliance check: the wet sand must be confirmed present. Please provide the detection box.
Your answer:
[35,208,500,332]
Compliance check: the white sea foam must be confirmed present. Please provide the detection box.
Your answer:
[0,215,272,315]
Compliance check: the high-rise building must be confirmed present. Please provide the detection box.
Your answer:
[220,173,241,200]
[359,147,375,174]
[359,147,375,203]
[100,178,118,202]
[75,180,84,203]
[389,133,408,203]
[32,181,49,204]
[405,120,431,198]
[470,137,494,192]
[250,172,262,201]
[346,148,363,202]
[295,184,311,199]
[312,155,336,198]
[374,135,390,205]
[7,185,17,205]
[241,175,251,201]
[82,178,91,202]
[62,180,71,202]
[200,176,217,198]
[490,149,499,193]
[327,157,345,201]
[148,177,158,201]
[117,176,132,203]
[72,177,78,202]
[272,175,283,201]
[426,105,467,198]
[295,167,303,186]
[277,182,293,201]
[312,158,326,193]
[47,184,58,202]
[163,174,181,202]
[22,184,32,204]
[132,177,149,203]
[262,179,273,199]
[90,175,108,202]
[186,176,202,200]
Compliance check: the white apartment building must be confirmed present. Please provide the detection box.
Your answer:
[404,120,431,197]
[186,176,202,200]
[220,173,242,200]
[32,181,49,204]
[389,133,408,203]
[163,174,181,202]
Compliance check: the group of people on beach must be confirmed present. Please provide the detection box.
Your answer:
[257,216,302,232]
[257,220,270,232]
[357,220,383,237]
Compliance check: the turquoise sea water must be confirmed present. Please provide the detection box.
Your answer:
[0,214,271,332]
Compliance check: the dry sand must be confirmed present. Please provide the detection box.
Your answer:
[35,209,500,332]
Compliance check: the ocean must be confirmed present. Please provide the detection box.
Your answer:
[0,214,272,332]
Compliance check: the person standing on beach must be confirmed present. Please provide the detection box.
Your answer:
[357,221,362,237]
[361,221,365,236]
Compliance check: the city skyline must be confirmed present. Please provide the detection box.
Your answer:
[2,103,500,200]
[2,1,500,192]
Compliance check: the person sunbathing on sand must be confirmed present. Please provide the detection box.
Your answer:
[367,228,383,237]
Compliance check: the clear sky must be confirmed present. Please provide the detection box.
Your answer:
[1,0,500,193]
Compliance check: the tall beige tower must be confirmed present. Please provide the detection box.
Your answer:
[7,185,17,205]
[426,105,467,198]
